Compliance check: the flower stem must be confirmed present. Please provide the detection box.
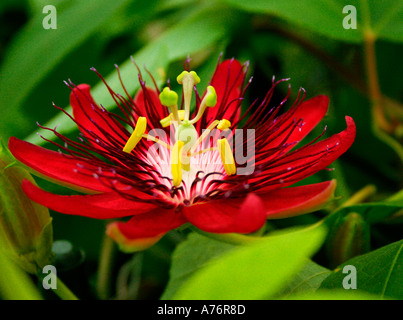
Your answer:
[96,234,116,300]
[54,276,79,300]
[190,226,260,246]
[363,30,392,133]
[360,0,393,133]
[338,184,377,209]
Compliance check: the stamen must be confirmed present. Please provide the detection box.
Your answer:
[189,85,217,124]
[142,134,171,150]
[159,87,180,126]
[123,117,147,153]
[160,110,185,128]
[190,120,219,154]
[189,147,218,157]
[217,119,231,130]
[177,71,200,121]
[171,140,184,187]
[217,138,236,175]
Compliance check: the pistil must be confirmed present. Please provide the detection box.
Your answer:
[176,71,200,121]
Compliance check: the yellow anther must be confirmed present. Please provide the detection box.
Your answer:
[217,138,236,175]
[171,140,185,187]
[123,117,147,153]
[176,71,200,85]
[159,87,178,107]
[205,85,217,107]
[160,116,171,128]
[217,119,231,130]
[160,110,185,128]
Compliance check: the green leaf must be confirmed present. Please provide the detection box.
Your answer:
[26,4,240,145]
[387,189,403,202]
[326,199,403,226]
[359,0,403,43]
[161,233,236,300]
[384,190,403,224]
[172,225,327,300]
[0,140,53,274]
[276,260,331,297]
[0,243,42,300]
[320,239,403,299]
[221,0,403,43]
[0,0,133,140]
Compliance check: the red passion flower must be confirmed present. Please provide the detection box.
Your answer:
[9,58,356,251]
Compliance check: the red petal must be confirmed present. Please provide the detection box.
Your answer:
[133,87,168,129]
[258,180,337,219]
[261,95,329,154]
[202,59,245,126]
[106,208,186,252]
[8,137,117,193]
[22,180,157,219]
[70,84,127,147]
[256,116,356,190]
[183,193,266,234]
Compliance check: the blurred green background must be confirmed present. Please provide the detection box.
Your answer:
[0,0,401,299]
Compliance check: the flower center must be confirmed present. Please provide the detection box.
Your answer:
[123,70,236,187]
